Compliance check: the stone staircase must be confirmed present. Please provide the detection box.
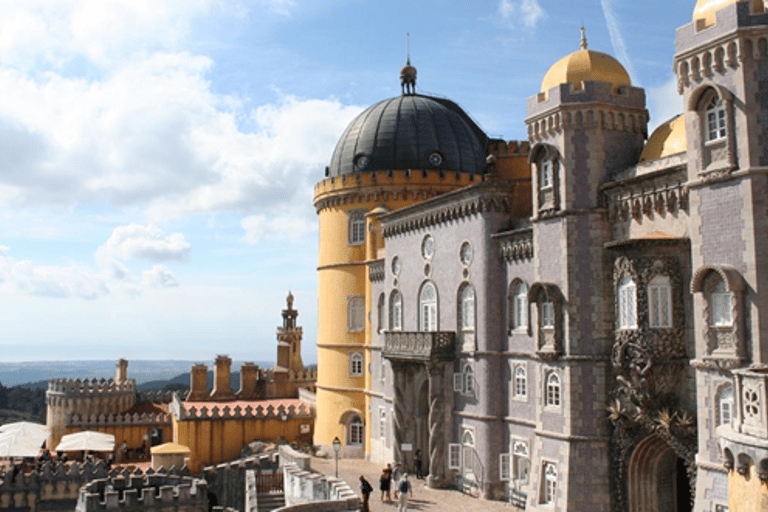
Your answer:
[256,492,285,511]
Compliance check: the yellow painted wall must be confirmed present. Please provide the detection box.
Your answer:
[729,463,768,512]
[64,423,172,453]
[175,416,313,473]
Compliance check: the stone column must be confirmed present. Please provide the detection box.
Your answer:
[392,361,408,465]
[427,361,448,488]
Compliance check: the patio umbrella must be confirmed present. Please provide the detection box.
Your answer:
[0,431,44,458]
[0,422,50,439]
[55,431,115,452]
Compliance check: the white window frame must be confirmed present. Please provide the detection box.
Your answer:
[545,372,561,408]
[514,365,527,399]
[717,383,734,426]
[512,281,528,331]
[347,295,365,332]
[349,352,364,377]
[348,416,364,445]
[710,278,733,327]
[511,440,531,490]
[540,160,553,190]
[448,443,462,470]
[463,364,474,396]
[500,453,511,481]
[648,275,672,328]
[542,301,555,329]
[377,293,385,334]
[389,291,403,331]
[419,282,438,332]
[618,275,637,330]
[348,211,366,245]
[380,358,387,383]
[459,284,476,332]
[453,372,464,392]
[705,96,727,142]
[542,462,557,505]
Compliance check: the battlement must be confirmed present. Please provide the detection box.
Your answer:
[313,168,481,208]
[47,378,137,396]
[487,139,530,156]
[137,391,174,403]
[171,394,312,421]
[68,411,171,428]
[77,472,204,512]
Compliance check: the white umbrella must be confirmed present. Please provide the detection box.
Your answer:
[0,431,44,458]
[55,431,115,452]
[0,421,50,438]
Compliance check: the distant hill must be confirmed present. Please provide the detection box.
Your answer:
[0,360,273,388]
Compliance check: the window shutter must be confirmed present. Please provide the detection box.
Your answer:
[453,373,463,392]
[500,453,511,481]
[448,443,462,469]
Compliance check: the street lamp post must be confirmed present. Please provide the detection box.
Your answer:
[332,437,341,478]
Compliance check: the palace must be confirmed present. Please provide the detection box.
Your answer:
[312,1,768,510]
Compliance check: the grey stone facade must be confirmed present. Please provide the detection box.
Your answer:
[334,2,768,510]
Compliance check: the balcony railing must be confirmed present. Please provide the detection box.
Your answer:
[383,331,455,362]
[733,368,768,439]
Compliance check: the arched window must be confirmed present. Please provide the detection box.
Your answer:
[419,282,438,332]
[348,211,366,245]
[618,275,637,330]
[509,281,528,331]
[545,372,561,407]
[348,416,364,445]
[542,300,555,328]
[463,364,474,396]
[540,160,553,190]
[717,383,734,426]
[459,284,475,331]
[705,96,726,142]
[377,293,385,334]
[389,291,403,331]
[542,462,557,504]
[349,352,363,377]
[648,275,672,328]
[514,365,527,398]
[709,277,733,327]
[347,296,365,332]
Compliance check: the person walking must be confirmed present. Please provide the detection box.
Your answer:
[397,473,412,512]
[380,464,392,502]
[359,475,373,512]
[414,450,423,479]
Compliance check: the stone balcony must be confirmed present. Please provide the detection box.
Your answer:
[383,331,456,362]
[717,367,768,480]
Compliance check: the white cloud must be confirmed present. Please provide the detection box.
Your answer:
[142,265,179,288]
[646,75,684,134]
[97,224,190,265]
[241,211,316,245]
[599,0,638,84]
[498,0,545,29]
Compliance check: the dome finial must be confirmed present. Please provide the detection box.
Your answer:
[580,25,587,50]
[400,33,417,95]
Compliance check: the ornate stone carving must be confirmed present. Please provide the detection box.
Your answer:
[368,259,385,282]
[383,331,456,362]
[498,229,533,262]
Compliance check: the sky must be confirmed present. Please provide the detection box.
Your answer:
[0,0,694,364]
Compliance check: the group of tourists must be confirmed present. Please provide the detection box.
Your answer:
[358,457,417,512]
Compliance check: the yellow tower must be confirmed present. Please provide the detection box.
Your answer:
[313,63,492,455]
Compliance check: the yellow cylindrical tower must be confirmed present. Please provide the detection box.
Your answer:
[313,64,491,455]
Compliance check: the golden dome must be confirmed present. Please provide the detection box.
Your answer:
[639,114,686,162]
[540,28,631,94]
[693,0,763,28]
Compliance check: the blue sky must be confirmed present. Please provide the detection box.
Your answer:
[0,0,693,363]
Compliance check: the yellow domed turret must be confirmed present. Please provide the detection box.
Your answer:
[693,0,764,28]
[540,27,631,94]
[639,114,687,162]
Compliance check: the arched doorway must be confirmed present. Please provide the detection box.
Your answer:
[628,435,692,512]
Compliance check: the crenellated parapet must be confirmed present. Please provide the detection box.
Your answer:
[68,411,171,428]
[47,378,136,396]
[172,397,312,422]
[313,169,482,212]
[76,471,204,512]
[486,139,530,157]
[287,369,317,382]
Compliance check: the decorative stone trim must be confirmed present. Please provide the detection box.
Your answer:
[69,411,171,427]
[675,38,740,93]
[606,180,689,223]
[498,229,533,262]
[368,259,385,282]
[526,106,648,141]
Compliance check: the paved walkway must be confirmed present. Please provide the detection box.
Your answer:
[310,456,513,511]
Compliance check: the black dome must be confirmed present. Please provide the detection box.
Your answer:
[328,94,488,177]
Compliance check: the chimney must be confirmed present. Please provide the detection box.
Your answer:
[115,359,128,382]
[186,364,209,401]
[237,363,260,400]
[211,355,235,400]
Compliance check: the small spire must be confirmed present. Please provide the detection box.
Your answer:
[580,26,588,50]
[406,32,411,65]
[400,33,417,95]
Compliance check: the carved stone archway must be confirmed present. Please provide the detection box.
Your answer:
[383,331,455,488]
